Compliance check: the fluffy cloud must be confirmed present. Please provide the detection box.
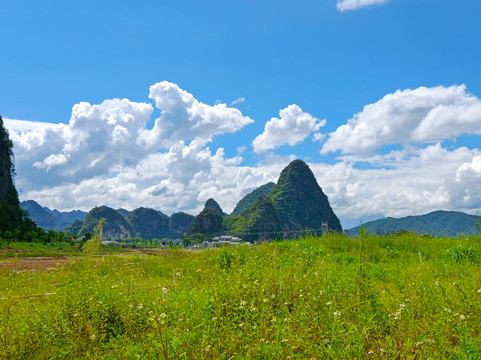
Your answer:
[142,81,253,148]
[322,85,481,156]
[252,105,326,153]
[312,144,481,227]
[5,81,253,190]
[21,140,282,215]
[336,0,389,12]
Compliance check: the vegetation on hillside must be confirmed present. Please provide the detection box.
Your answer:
[127,207,170,239]
[230,182,275,216]
[347,210,481,237]
[79,206,134,239]
[1,232,481,358]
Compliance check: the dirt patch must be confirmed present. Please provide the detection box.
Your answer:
[0,257,68,271]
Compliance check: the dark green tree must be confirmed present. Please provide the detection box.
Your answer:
[0,116,24,232]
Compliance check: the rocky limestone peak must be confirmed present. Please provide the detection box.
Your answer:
[80,205,134,239]
[204,198,225,216]
[270,159,342,233]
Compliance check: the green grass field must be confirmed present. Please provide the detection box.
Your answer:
[1,233,481,359]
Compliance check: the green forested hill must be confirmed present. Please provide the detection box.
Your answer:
[230,182,275,216]
[126,207,170,239]
[79,206,134,238]
[347,210,480,237]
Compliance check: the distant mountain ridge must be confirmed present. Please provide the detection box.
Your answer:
[21,200,88,231]
[346,210,481,237]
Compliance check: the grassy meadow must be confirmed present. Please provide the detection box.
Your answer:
[1,233,481,359]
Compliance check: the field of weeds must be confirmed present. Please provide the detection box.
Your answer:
[1,233,481,359]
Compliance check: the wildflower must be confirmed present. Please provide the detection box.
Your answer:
[239,323,244,327]
[319,290,323,296]
[90,334,96,340]
[98,301,103,304]
[250,307,256,312]
[478,289,481,293]
[176,272,182,276]
[333,310,341,316]
[73,313,78,317]
[415,341,424,346]
[240,300,246,306]
[299,294,304,298]
[367,350,374,355]
[162,287,168,293]
[159,313,166,318]
[459,314,466,320]
[284,302,289,306]
[111,284,118,288]
[129,303,134,308]
[260,338,265,342]
[178,317,183,322]
[326,301,332,305]
[212,317,217,320]
[380,348,386,352]
[137,304,143,309]
[284,316,290,322]
[263,298,268,303]
[282,338,289,342]
[204,345,211,352]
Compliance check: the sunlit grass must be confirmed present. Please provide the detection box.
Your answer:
[1,233,481,359]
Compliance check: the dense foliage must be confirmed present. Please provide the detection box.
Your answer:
[188,208,225,236]
[1,233,481,358]
[168,212,195,235]
[126,207,170,239]
[230,182,275,216]
[270,159,342,234]
[0,116,40,235]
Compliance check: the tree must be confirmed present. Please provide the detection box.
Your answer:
[0,116,24,233]
[83,218,105,253]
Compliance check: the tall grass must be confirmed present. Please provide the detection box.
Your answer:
[1,233,481,359]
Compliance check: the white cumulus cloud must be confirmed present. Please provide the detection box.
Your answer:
[142,81,253,148]
[322,85,481,156]
[252,104,326,153]
[337,0,389,12]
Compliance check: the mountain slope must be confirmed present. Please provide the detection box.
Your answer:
[79,206,134,238]
[169,212,195,235]
[127,207,170,239]
[227,194,282,242]
[204,198,226,216]
[230,182,275,216]
[21,200,62,230]
[270,159,342,234]
[347,210,480,237]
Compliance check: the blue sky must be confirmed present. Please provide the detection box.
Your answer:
[2,0,481,228]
